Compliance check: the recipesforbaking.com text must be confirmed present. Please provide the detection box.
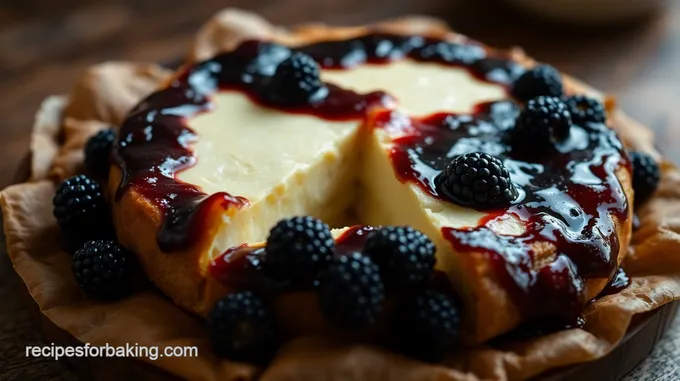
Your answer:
[25,342,198,361]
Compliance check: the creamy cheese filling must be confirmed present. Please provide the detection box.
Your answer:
[177,93,358,201]
[177,92,360,263]
[321,60,506,116]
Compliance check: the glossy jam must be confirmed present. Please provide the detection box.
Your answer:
[209,225,376,290]
[599,267,631,298]
[374,101,630,320]
[113,34,519,251]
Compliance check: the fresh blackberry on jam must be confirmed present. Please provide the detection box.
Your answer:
[268,52,325,105]
[630,151,660,203]
[208,291,276,362]
[318,252,385,328]
[398,290,460,361]
[84,128,116,177]
[264,216,334,285]
[437,152,518,210]
[53,175,113,251]
[364,226,436,289]
[72,240,133,299]
[511,65,564,101]
[564,95,606,125]
[513,96,573,145]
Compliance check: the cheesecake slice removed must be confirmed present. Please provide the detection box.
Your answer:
[110,21,633,345]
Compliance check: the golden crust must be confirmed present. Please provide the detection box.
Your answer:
[109,11,634,344]
[109,166,229,314]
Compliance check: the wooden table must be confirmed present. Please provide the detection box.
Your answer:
[1,1,680,380]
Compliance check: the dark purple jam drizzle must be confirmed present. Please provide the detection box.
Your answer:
[598,267,631,298]
[374,101,631,320]
[113,33,521,252]
[499,268,629,342]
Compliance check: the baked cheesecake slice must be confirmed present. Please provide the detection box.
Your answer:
[109,16,633,344]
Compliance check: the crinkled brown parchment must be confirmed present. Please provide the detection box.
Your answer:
[3,8,680,381]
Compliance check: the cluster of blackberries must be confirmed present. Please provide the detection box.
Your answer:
[53,128,134,300]
[512,64,660,201]
[208,217,461,362]
[436,64,660,210]
[511,65,606,147]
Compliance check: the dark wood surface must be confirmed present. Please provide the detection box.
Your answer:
[2,1,680,380]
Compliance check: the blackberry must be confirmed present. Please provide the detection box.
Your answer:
[364,226,436,289]
[512,65,564,101]
[398,290,460,361]
[318,252,385,328]
[84,128,116,177]
[513,96,572,146]
[53,175,113,251]
[564,95,606,125]
[268,52,325,105]
[437,152,518,210]
[72,240,133,299]
[630,151,660,203]
[208,291,276,362]
[264,216,334,284]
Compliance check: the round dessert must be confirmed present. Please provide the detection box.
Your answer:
[108,20,633,345]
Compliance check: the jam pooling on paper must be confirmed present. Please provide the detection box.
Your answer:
[113,33,521,251]
[374,100,630,320]
[113,32,630,320]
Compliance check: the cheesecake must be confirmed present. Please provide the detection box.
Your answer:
[108,17,633,345]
